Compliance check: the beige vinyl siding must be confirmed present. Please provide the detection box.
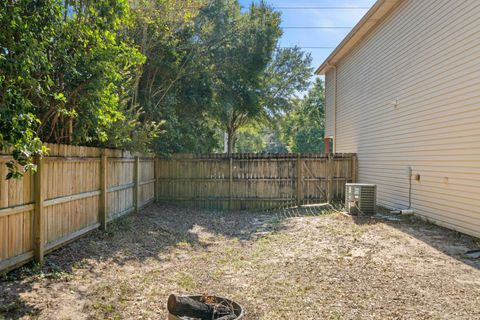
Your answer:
[324,70,335,138]
[331,0,480,237]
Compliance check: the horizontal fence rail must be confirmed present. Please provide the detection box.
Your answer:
[156,153,358,211]
[1,147,357,274]
[0,144,156,273]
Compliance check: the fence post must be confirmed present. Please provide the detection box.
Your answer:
[229,157,233,211]
[154,157,159,202]
[296,154,303,207]
[99,151,108,231]
[33,155,45,263]
[327,154,333,203]
[351,154,358,183]
[134,156,140,213]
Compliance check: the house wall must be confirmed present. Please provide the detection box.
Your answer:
[324,0,480,237]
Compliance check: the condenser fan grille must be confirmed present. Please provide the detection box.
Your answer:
[345,183,376,215]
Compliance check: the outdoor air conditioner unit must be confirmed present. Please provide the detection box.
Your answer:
[345,183,376,215]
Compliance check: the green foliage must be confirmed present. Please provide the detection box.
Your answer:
[261,47,313,121]
[282,78,325,153]
[0,0,155,178]
[40,0,151,148]
[263,129,289,153]
[1,0,320,179]
[129,0,217,154]
[209,0,282,154]
[130,0,308,155]
[235,125,266,153]
[234,125,288,153]
[0,0,59,177]
[221,45,313,154]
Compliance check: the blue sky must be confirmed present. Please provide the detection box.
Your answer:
[238,0,376,75]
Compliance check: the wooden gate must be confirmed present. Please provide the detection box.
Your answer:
[156,153,357,211]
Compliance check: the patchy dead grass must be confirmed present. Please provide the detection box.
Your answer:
[1,204,479,320]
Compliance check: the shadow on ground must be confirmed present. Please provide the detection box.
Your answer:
[350,207,480,270]
[1,202,479,318]
[0,203,298,318]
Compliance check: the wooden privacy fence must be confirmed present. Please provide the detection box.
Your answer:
[0,148,357,273]
[157,153,357,211]
[0,144,156,273]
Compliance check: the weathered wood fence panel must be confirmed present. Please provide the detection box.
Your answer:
[0,158,35,270]
[1,148,357,274]
[0,144,155,273]
[156,153,357,211]
[139,159,156,208]
[107,157,135,220]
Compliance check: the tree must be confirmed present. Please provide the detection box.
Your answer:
[40,0,151,149]
[129,0,313,155]
[209,0,282,154]
[282,78,325,153]
[214,43,313,154]
[220,45,312,154]
[1,0,318,179]
[0,0,58,178]
[260,47,313,122]
[129,0,225,154]
[234,125,266,153]
[0,0,154,178]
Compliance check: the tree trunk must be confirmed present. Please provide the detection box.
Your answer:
[67,110,73,144]
[227,128,235,155]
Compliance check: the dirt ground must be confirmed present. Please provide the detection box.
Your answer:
[1,204,480,320]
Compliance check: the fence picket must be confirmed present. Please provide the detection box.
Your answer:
[0,144,156,273]
[156,153,355,211]
[0,147,354,273]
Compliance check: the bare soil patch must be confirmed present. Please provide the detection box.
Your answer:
[1,204,479,319]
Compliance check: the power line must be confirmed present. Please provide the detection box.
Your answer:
[282,26,353,29]
[275,6,371,10]
[280,46,335,49]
